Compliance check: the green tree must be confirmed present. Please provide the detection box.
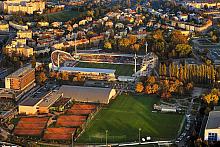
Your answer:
[175,44,192,57]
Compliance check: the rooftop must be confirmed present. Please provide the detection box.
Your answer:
[6,65,33,78]
[57,85,116,104]
[59,67,116,74]
[19,87,51,106]
[38,92,62,108]
[20,97,42,106]
[205,111,220,129]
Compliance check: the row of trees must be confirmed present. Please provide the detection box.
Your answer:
[159,63,217,85]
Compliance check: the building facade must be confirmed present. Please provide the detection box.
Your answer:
[5,66,35,91]
[204,109,220,141]
[17,30,32,39]
[3,0,45,15]
[0,21,9,32]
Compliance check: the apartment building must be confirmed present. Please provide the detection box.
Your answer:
[3,0,45,15]
[5,66,35,91]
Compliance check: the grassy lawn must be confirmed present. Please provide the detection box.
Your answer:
[46,10,81,22]
[77,94,183,143]
[76,62,137,76]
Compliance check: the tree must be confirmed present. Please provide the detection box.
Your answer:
[170,30,187,49]
[87,10,94,17]
[152,84,159,94]
[175,44,192,57]
[31,56,36,68]
[128,35,137,45]
[119,38,130,50]
[154,40,165,53]
[132,44,140,52]
[104,41,112,50]
[147,76,156,84]
[212,94,219,105]
[161,91,171,99]
[49,71,57,78]
[152,30,164,41]
[135,82,144,93]
[37,72,47,84]
[203,94,212,105]
[212,35,218,43]
[145,85,152,94]
[61,72,69,81]
[186,82,193,91]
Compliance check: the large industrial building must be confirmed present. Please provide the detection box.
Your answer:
[204,108,220,141]
[58,85,117,104]
[5,66,35,92]
[18,85,116,114]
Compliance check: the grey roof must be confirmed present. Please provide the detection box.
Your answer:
[59,67,115,74]
[57,85,115,104]
[38,92,62,108]
[205,111,220,129]
[20,98,42,106]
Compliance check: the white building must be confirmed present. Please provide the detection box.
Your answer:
[204,109,220,141]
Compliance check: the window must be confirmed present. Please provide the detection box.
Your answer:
[208,133,217,141]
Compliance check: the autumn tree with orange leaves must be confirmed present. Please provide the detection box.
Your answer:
[135,82,144,93]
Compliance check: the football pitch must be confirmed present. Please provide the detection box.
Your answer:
[76,62,136,76]
[77,94,184,143]
[46,10,81,22]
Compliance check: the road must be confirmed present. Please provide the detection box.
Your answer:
[0,141,20,146]
[176,97,197,147]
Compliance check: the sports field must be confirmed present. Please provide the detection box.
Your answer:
[77,94,183,143]
[76,62,137,76]
[46,10,81,22]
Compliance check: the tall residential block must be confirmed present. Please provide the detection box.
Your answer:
[5,66,35,91]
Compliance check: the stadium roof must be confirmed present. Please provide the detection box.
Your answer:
[57,85,116,104]
[59,67,115,74]
[205,111,220,129]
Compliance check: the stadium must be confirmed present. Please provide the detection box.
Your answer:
[50,49,158,81]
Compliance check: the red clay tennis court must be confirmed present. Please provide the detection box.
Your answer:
[70,104,97,110]
[56,115,87,127]
[66,109,94,115]
[14,117,49,136]
[56,121,85,127]
[66,103,97,115]
[43,127,76,140]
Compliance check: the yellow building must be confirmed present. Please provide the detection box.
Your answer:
[0,21,9,32]
[5,37,34,57]
[4,0,45,15]
[5,65,35,92]
[18,91,62,115]
[5,44,34,57]
[17,30,32,39]
[37,21,49,27]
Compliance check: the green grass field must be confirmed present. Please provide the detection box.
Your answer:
[76,62,137,76]
[46,10,81,22]
[77,94,183,143]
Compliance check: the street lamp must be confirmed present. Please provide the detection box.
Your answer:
[139,128,141,144]
[145,42,148,55]
[105,130,108,147]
